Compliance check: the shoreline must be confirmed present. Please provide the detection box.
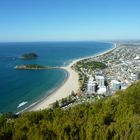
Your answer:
[30,62,79,111]
[16,69,69,114]
[28,43,117,111]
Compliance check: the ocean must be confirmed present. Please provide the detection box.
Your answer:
[0,42,113,113]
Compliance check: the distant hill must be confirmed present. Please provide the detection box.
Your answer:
[20,53,38,60]
[0,81,140,140]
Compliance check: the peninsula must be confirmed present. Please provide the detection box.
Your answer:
[1,43,140,140]
[31,43,140,111]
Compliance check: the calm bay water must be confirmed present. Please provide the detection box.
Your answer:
[0,42,113,113]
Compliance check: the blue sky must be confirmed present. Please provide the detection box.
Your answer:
[0,0,140,42]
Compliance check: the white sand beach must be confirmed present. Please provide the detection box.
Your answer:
[31,60,79,111]
[31,43,117,111]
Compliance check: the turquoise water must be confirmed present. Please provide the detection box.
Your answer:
[0,42,113,113]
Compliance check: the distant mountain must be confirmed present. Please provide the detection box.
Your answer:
[0,81,140,140]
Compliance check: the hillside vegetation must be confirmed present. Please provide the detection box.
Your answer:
[0,81,140,140]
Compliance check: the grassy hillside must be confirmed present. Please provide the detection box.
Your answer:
[0,81,140,140]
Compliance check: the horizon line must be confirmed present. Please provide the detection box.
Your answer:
[0,39,140,43]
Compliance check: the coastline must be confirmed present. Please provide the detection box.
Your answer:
[30,43,117,111]
[30,61,79,111]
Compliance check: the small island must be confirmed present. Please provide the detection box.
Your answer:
[20,53,38,60]
[14,64,60,70]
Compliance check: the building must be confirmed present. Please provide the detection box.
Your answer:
[95,75,105,87]
[87,81,96,94]
[95,75,107,94]
[111,80,121,91]
[134,55,140,60]
[86,76,96,94]
[98,87,107,94]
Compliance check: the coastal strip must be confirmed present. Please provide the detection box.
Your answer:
[30,62,79,111]
[30,43,117,111]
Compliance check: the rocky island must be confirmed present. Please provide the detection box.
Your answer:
[14,64,60,70]
[20,53,38,60]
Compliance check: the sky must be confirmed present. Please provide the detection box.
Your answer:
[0,0,140,42]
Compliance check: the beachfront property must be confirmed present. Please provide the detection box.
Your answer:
[95,75,105,87]
[44,43,140,111]
[86,75,96,94]
[96,44,140,92]
[95,75,107,94]
[76,43,140,99]
[85,75,107,95]
[46,43,140,110]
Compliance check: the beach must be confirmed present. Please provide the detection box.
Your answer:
[31,60,79,111]
[31,43,117,111]
[0,42,114,113]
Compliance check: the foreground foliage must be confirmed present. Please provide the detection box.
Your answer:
[0,81,140,140]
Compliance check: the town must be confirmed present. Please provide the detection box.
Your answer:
[52,43,140,109]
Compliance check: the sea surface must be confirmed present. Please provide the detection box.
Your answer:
[0,42,113,113]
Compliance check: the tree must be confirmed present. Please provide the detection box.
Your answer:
[52,100,59,109]
[71,91,76,97]
[1,81,140,139]
[61,98,67,105]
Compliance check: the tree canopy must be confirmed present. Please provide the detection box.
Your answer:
[0,81,140,140]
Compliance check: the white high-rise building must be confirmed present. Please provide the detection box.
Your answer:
[95,75,106,94]
[86,75,96,94]
[95,75,105,87]
[87,81,96,94]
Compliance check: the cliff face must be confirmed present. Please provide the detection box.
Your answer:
[0,81,140,140]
